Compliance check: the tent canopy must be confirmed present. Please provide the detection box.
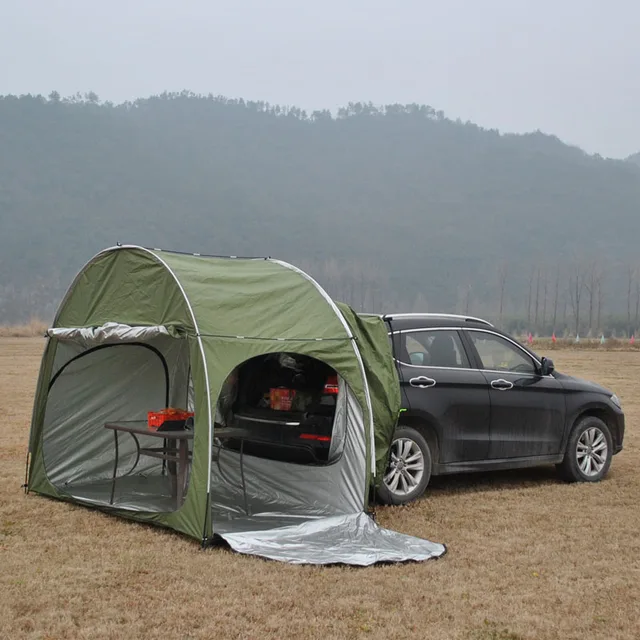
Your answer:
[27,245,445,565]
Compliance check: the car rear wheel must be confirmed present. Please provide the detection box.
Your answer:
[377,426,432,505]
[558,416,613,483]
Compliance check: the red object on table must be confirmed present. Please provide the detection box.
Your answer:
[147,408,194,431]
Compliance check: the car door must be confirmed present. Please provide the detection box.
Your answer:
[464,329,566,459]
[392,328,491,463]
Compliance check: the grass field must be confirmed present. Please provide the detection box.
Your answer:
[1,338,639,639]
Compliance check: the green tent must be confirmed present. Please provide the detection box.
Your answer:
[27,245,445,564]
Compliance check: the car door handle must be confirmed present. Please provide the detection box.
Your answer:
[409,376,436,389]
[491,379,514,391]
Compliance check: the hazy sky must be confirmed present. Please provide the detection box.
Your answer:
[1,0,639,157]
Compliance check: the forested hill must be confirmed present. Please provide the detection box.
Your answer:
[2,91,640,332]
[627,152,640,167]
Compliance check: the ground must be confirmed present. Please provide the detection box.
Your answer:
[1,338,639,640]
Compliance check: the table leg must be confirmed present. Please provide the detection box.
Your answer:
[176,440,188,508]
[109,430,119,505]
[167,439,177,498]
[239,438,249,516]
[162,437,167,476]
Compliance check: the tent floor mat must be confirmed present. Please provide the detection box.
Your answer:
[59,475,179,512]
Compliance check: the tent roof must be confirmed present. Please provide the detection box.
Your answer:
[55,245,354,343]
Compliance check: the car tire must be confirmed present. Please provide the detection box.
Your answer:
[377,426,432,505]
[558,416,613,483]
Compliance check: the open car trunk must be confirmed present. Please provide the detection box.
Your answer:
[221,353,341,465]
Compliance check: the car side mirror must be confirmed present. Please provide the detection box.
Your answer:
[540,357,555,376]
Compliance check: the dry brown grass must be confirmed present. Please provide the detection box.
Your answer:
[521,337,640,352]
[1,338,639,639]
[0,319,48,338]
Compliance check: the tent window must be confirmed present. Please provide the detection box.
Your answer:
[216,353,346,465]
[42,336,192,513]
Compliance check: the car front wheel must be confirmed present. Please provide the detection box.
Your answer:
[377,426,432,505]
[558,416,613,482]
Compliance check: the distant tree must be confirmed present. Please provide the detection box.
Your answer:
[534,268,541,331]
[635,276,640,336]
[497,262,508,326]
[627,266,635,337]
[541,270,548,333]
[526,267,535,328]
[311,109,332,122]
[596,273,604,334]
[569,263,587,336]
[552,265,561,332]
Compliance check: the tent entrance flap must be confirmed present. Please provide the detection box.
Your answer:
[210,377,366,524]
[208,369,446,565]
[216,513,446,565]
[42,329,192,512]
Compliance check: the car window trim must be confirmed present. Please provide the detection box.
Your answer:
[390,326,552,378]
[390,327,472,370]
[462,327,550,375]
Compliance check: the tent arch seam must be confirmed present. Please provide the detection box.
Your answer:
[54,244,215,528]
[270,259,376,476]
[116,245,215,501]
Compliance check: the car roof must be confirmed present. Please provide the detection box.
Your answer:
[381,313,494,330]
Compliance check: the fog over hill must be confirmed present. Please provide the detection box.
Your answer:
[2,91,640,334]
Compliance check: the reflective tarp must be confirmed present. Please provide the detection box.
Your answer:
[48,323,174,348]
[216,512,446,565]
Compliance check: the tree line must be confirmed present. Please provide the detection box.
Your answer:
[2,91,640,326]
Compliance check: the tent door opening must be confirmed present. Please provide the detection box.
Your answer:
[216,353,345,466]
[210,352,366,533]
[42,329,192,513]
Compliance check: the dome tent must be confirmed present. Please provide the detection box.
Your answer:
[26,245,445,565]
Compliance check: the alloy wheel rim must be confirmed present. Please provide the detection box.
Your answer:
[576,427,608,476]
[383,437,425,496]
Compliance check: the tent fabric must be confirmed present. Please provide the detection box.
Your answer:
[27,245,446,565]
[337,305,401,481]
[208,384,366,523]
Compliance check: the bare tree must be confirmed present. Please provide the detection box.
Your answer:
[568,262,587,336]
[552,265,561,332]
[627,265,635,337]
[527,267,535,328]
[534,268,541,332]
[584,262,601,337]
[464,284,472,315]
[596,271,604,334]
[497,262,508,326]
[541,270,548,334]
[635,278,640,337]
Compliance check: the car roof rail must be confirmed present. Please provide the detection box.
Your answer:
[382,313,493,327]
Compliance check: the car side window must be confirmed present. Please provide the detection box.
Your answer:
[468,331,537,374]
[400,330,470,369]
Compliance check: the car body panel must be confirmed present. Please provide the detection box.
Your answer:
[396,360,491,463]
[383,313,625,482]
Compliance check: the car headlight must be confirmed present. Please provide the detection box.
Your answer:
[610,394,622,409]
